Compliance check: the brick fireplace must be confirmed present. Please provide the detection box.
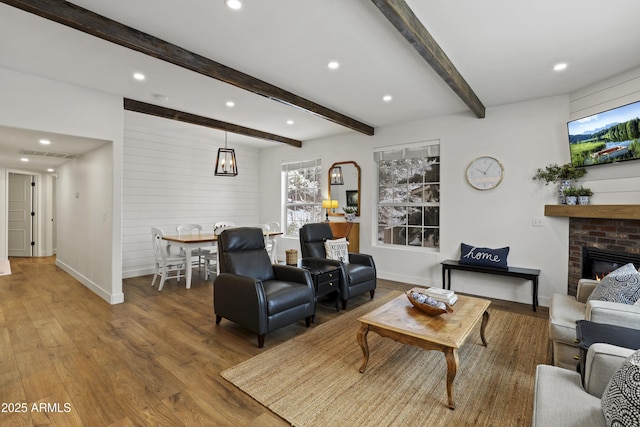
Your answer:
[567,217,640,295]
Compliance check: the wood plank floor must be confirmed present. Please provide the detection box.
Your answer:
[0,256,548,426]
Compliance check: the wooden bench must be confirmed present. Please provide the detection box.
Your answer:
[441,259,540,311]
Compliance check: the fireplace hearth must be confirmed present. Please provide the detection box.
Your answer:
[582,247,640,280]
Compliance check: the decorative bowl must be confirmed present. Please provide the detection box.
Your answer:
[406,291,454,316]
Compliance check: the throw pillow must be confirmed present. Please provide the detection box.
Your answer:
[459,243,509,269]
[601,349,640,427]
[324,238,349,264]
[588,263,640,305]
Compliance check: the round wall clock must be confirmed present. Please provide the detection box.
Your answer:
[465,156,504,190]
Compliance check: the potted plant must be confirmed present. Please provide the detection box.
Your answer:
[533,162,587,203]
[342,206,357,222]
[562,186,579,205]
[576,186,593,205]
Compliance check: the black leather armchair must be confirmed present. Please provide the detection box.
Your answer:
[299,223,376,310]
[214,227,315,348]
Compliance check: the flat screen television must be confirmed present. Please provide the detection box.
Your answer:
[567,99,640,167]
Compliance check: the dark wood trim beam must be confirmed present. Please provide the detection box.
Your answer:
[371,0,486,118]
[2,0,375,135]
[124,99,302,148]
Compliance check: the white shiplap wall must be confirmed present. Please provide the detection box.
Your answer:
[569,66,640,204]
[122,126,261,278]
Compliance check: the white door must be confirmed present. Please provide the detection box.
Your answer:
[8,173,34,257]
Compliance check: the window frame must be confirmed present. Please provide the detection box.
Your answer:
[282,158,323,237]
[375,141,440,250]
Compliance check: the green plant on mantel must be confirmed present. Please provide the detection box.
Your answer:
[562,186,580,197]
[576,186,593,197]
[532,162,587,185]
[342,206,357,214]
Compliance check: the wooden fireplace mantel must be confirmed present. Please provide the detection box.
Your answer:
[544,204,640,220]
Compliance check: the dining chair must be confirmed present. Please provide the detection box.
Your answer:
[151,227,188,291]
[265,221,281,263]
[204,221,237,279]
[176,223,211,273]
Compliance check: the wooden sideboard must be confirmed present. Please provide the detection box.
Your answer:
[329,222,360,253]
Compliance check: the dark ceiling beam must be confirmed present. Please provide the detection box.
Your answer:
[2,0,375,136]
[124,99,302,148]
[371,0,486,119]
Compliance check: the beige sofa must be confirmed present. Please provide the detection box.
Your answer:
[532,343,634,426]
[549,278,640,369]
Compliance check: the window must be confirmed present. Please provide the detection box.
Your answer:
[375,141,440,249]
[283,159,322,236]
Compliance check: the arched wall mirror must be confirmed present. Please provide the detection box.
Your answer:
[328,161,361,216]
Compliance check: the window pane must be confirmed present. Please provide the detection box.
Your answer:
[284,159,321,236]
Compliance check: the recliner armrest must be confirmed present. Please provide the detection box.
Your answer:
[584,343,635,398]
[213,273,266,332]
[586,299,640,328]
[577,279,599,303]
[348,253,375,267]
[272,264,313,288]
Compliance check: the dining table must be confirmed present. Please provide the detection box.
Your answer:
[162,230,282,289]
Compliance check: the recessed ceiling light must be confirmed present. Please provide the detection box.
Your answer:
[20,157,29,162]
[226,101,235,107]
[286,120,294,125]
[225,0,242,10]
[327,61,340,70]
[39,139,51,145]
[383,95,393,102]
[553,63,568,72]
[47,168,54,172]
[133,72,146,81]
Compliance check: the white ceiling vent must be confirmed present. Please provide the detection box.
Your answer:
[20,149,78,159]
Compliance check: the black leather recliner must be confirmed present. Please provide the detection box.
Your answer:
[299,223,376,310]
[214,227,315,348]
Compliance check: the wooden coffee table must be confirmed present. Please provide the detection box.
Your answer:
[357,287,490,409]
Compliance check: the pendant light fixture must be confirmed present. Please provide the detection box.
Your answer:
[330,166,344,185]
[215,132,238,176]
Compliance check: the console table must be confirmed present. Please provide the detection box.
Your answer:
[441,259,540,311]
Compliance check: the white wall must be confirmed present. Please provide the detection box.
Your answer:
[121,121,262,278]
[260,96,572,307]
[56,143,117,302]
[0,67,123,304]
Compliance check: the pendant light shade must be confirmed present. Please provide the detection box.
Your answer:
[215,132,238,176]
[330,166,344,185]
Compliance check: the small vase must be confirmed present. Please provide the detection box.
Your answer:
[344,213,356,222]
[566,196,577,205]
[558,180,572,204]
[578,196,590,205]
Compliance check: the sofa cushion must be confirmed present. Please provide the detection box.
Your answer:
[325,238,349,264]
[601,349,640,427]
[588,263,640,305]
[459,242,509,269]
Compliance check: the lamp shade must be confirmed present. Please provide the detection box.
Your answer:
[322,199,332,209]
[330,200,339,209]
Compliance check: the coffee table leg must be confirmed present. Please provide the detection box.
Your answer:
[444,348,459,410]
[357,323,370,373]
[480,310,490,347]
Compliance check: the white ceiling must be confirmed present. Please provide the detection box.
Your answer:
[1,0,640,172]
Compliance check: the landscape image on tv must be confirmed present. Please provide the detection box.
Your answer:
[567,100,640,167]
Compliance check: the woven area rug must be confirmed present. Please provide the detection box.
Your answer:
[221,291,549,427]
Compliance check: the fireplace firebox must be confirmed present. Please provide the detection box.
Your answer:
[581,247,640,280]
